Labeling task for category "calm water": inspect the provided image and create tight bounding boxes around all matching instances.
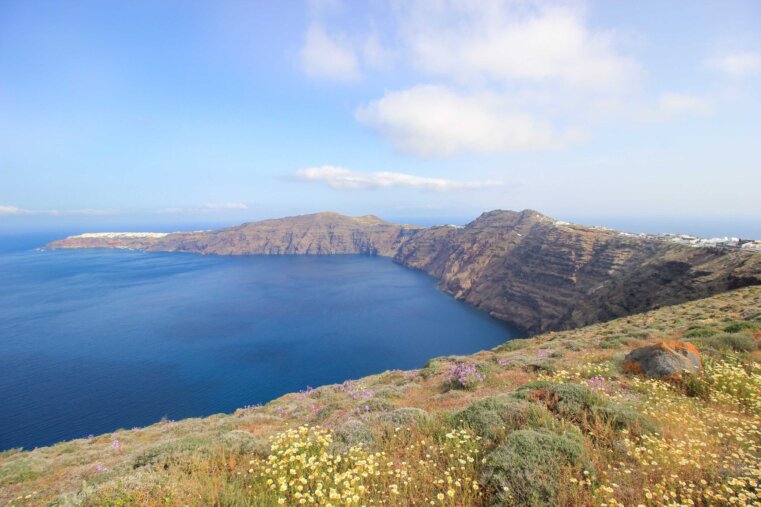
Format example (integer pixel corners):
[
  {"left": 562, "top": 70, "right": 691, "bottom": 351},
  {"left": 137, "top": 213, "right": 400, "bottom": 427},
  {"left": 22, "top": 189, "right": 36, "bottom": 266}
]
[{"left": 0, "top": 235, "right": 521, "bottom": 450}]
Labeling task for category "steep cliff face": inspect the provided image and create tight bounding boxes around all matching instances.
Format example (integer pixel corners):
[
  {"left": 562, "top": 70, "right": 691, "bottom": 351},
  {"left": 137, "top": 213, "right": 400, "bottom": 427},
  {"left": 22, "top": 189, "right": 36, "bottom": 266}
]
[
  {"left": 48, "top": 212, "right": 423, "bottom": 256},
  {"left": 393, "top": 210, "right": 761, "bottom": 334},
  {"left": 48, "top": 209, "right": 761, "bottom": 334}
]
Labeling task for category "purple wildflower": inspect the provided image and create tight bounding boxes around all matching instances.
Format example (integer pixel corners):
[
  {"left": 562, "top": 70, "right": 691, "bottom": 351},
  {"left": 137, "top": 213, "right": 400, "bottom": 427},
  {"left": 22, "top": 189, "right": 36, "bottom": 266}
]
[
  {"left": 497, "top": 357, "right": 511, "bottom": 367},
  {"left": 445, "top": 362, "right": 485, "bottom": 389},
  {"left": 94, "top": 464, "right": 107, "bottom": 473},
  {"left": 298, "top": 386, "right": 315, "bottom": 400},
  {"left": 587, "top": 375, "right": 606, "bottom": 391},
  {"left": 340, "top": 380, "right": 374, "bottom": 400},
  {"left": 111, "top": 439, "right": 120, "bottom": 450}
]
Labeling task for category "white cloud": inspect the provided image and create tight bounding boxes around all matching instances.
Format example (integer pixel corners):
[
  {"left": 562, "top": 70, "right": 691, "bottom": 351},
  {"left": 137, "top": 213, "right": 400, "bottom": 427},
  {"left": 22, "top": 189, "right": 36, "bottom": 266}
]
[
  {"left": 295, "top": 165, "right": 503, "bottom": 191},
  {"left": 300, "top": 23, "right": 360, "bottom": 82},
  {"left": 162, "top": 203, "right": 249, "bottom": 214},
  {"left": 708, "top": 51, "right": 761, "bottom": 78},
  {"left": 67, "top": 208, "right": 117, "bottom": 216},
  {"left": 400, "top": 2, "right": 638, "bottom": 89},
  {"left": 0, "top": 205, "right": 116, "bottom": 216},
  {"left": 0, "top": 205, "right": 22, "bottom": 215},
  {"left": 356, "top": 85, "right": 583, "bottom": 156},
  {"left": 362, "top": 34, "right": 393, "bottom": 70},
  {"left": 202, "top": 202, "right": 248, "bottom": 210},
  {"left": 658, "top": 93, "right": 713, "bottom": 117},
  {"left": 300, "top": 1, "right": 722, "bottom": 157}
]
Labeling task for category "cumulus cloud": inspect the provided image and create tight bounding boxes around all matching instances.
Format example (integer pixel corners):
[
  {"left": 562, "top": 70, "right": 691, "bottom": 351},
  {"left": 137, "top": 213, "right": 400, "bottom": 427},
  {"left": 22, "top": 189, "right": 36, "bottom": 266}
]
[
  {"left": 708, "top": 51, "right": 761, "bottom": 78},
  {"left": 309, "top": 1, "right": 636, "bottom": 156},
  {"left": 300, "top": 1, "right": 722, "bottom": 157},
  {"left": 300, "top": 23, "right": 360, "bottom": 81},
  {"left": 294, "top": 165, "right": 503, "bottom": 191},
  {"left": 356, "top": 85, "right": 583, "bottom": 156},
  {"left": 401, "top": 3, "right": 638, "bottom": 89}
]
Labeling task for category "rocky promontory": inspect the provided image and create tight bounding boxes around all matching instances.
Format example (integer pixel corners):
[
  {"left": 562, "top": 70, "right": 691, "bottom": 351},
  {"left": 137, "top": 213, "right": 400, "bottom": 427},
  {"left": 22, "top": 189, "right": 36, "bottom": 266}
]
[
  {"left": 47, "top": 212, "right": 422, "bottom": 256},
  {"left": 394, "top": 209, "right": 761, "bottom": 333}
]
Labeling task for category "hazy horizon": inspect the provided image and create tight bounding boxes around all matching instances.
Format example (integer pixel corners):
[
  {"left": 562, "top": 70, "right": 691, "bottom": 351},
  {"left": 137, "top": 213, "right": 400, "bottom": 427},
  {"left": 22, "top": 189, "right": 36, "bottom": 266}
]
[{"left": 1, "top": 210, "right": 760, "bottom": 243}]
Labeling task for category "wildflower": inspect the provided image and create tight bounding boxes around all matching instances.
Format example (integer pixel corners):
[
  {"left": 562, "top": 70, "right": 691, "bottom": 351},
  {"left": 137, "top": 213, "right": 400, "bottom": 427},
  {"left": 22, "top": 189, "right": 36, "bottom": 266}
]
[{"left": 445, "top": 362, "right": 485, "bottom": 389}]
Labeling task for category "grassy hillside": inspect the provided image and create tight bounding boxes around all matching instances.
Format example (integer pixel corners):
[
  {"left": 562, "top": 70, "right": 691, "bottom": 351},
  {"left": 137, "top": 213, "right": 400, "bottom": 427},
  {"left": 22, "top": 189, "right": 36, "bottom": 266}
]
[{"left": 2, "top": 287, "right": 760, "bottom": 506}]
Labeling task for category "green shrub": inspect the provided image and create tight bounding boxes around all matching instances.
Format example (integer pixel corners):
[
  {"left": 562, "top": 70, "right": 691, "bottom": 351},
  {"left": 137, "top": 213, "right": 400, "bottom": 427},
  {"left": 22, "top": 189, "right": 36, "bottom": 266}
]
[
  {"left": 590, "top": 405, "right": 660, "bottom": 435},
  {"left": 455, "top": 395, "right": 554, "bottom": 441},
  {"left": 132, "top": 437, "right": 207, "bottom": 469},
  {"left": 688, "top": 332, "right": 756, "bottom": 354},
  {"left": 365, "top": 398, "right": 394, "bottom": 412},
  {"left": 515, "top": 382, "right": 607, "bottom": 421},
  {"left": 378, "top": 407, "right": 431, "bottom": 426},
  {"left": 723, "top": 320, "right": 760, "bottom": 333},
  {"left": 712, "top": 332, "right": 756, "bottom": 352},
  {"left": 0, "top": 459, "right": 41, "bottom": 486},
  {"left": 420, "top": 358, "right": 450, "bottom": 378},
  {"left": 495, "top": 338, "right": 530, "bottom": 352},
  {"left": 332, "top": 420, "right": 374, "bottom": 448},
  {"left": 684, "top": 327, "right": 718, "bottom": 338},
  {"left": 220, "top": 430, "right": 266, "bottom": 455},
  {"left": 313, "top": 402, "right": 344, "bottom": 423},
  {"left": 481, "top": 428, "right": 588, "bottom": 506},
  {"left": 678, "top": 373, "right": 711, "bottom": 399}
]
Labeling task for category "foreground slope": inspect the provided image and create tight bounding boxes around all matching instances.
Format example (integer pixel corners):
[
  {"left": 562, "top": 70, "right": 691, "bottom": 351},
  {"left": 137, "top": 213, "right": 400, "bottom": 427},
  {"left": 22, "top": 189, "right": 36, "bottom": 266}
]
[
  {"left": 48, "top": 210, "right": 761, "bottom": 334},
  {"left": 2, "top": 287, "right": 759, "bottom": 506}
]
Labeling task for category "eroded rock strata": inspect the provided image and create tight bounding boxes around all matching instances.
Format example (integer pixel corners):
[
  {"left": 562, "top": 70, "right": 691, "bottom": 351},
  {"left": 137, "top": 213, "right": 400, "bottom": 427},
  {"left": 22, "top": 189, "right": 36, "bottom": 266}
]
[
  {"left": 48, "top": 209, "right": 761, "bottom": 334},
  {"left": 394, "top": 210, "right": 761, "bottom": 333}
]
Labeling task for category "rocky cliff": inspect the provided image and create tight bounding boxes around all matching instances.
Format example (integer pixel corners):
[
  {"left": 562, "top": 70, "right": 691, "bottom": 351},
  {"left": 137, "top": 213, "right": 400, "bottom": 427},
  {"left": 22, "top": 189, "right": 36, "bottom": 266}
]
[
  {"left": 393, "top": 209, "right": 761, "bottom": 333},
  {"left": 48, "top": 209, "right": 761, "bottom": 334}
]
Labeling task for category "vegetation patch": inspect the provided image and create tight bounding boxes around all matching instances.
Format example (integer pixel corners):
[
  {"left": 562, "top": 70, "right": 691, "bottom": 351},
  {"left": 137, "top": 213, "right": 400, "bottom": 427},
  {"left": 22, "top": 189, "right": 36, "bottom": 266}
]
[
  {"left": 454, "top": 395, "right": 555, "bottom": 442},
  {"left": 515, "top": 381, "right": 607, "bottom": 421},
  {"left": 481, "top": 428, "right": 587, "bottom": 506}
]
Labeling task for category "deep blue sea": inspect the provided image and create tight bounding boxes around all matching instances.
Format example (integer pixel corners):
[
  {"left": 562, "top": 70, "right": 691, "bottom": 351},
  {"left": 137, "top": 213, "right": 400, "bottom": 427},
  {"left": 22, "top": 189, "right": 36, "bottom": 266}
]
[{"left": 0, "top": 233, "right": 521, "bottom": 451}]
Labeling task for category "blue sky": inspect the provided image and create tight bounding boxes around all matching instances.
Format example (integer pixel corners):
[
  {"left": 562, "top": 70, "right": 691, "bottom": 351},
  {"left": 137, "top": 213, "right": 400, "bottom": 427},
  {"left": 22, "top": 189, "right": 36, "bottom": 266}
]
[{"left": 1, "top": 0, "right": 760, "bottom": 235}]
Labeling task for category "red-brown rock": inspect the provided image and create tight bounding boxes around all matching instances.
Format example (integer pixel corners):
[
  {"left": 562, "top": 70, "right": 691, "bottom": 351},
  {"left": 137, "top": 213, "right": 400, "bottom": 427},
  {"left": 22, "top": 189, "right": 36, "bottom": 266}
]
[{"left": 623, "top": 341, "right": 702, "bottom": 378}]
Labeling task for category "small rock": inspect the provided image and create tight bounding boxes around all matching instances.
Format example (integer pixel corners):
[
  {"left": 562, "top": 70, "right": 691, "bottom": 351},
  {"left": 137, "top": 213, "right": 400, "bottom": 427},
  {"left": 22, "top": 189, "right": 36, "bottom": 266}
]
[{"left": 623, "top": 341, "right": 702, "bottom": 378}]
